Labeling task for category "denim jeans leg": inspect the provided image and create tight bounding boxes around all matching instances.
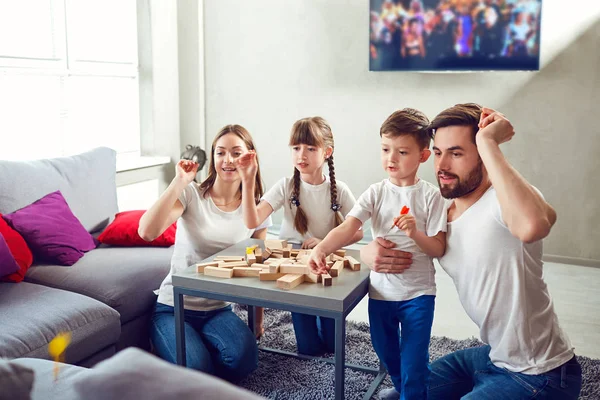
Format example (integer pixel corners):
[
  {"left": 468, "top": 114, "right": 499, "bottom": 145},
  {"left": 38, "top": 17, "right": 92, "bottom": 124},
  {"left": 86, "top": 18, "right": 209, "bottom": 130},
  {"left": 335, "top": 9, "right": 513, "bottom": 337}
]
[
  {"left": 317, "top": 316, "right": 336, "bottom": 354},
  {"left": 369, "top": 298, "right": 402, "bottom": 391},
  {"left": 291, "top": 312, "right": 325, "bottom": 355},
  {"left": 150, "top": 303, "right": 215, "bottom": 374}
]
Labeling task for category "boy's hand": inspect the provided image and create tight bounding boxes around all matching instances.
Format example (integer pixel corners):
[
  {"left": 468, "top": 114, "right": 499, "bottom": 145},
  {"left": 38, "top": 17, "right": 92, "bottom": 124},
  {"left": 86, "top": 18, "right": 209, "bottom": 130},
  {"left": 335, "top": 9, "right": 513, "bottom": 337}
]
[
  {"left": 301, "top": 237, "right": 322, "bottom": 249},
  {"left": 394, "top": 214, "right": 417, "bottom": 238},
  {"left": 175, "top": 160, "right": 199, "bottom": 185},
  {"left": 477, "top": 107, "right": 515, "bottom": 145},
  {"left": 307, "top": 247, "right": 328, "bottom": 274},
  {"left": 235, "top": 151, "right": 257, "bottom": 183}
]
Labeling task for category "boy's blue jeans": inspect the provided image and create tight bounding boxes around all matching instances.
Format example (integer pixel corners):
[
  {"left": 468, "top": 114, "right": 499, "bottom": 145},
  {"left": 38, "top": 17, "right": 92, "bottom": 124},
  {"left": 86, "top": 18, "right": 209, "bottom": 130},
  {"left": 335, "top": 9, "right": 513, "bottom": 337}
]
[
  {"left": 369, "top": 295, "right": 436, "bottom": 400},
  {"left": 291, "top": 312, "right": 336, "bottom": 355},
  {"left": 428, "top": 345, "right": 582, "bottom": 399},
  {"left": 150, "top": 302, "right": 258, "bottom": 381}
]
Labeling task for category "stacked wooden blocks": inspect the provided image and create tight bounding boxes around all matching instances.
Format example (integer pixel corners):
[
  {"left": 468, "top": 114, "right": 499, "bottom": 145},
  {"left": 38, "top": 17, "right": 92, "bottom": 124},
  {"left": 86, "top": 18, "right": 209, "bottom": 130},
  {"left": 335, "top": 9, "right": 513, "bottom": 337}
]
[{"left": 193, "top": 240, "right": 361, "bottom": 290}]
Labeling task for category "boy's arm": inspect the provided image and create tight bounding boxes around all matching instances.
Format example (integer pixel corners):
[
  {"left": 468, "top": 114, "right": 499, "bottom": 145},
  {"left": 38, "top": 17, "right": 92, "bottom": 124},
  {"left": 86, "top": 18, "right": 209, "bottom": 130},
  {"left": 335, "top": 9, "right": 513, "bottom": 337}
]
[
  {"left": 477, "top": 108, "right": 556, "bottom": 243},
  {"left": 409, "top": 231, "right": 446, "bottom": 258},
  {"left": 308, "top": 217, "right": 363, "bottom": 274}
]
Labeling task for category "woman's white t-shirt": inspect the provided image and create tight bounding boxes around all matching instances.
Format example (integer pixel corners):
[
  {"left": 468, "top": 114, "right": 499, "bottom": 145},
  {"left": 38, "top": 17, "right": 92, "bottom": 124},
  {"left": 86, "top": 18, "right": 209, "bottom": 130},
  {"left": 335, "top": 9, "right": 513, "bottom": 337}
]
[
  {"left": 156, "top": 183, "right": 271, "bottom": 311},
  {"left": 261, "top": 176, "right": 356, "bottom": 244}
]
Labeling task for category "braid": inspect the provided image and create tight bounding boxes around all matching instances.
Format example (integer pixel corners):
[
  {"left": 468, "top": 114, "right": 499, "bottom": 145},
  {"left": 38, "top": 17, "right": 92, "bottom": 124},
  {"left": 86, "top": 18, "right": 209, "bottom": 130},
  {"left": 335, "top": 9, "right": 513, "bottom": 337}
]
[
  {"left": 291, "top": 168, "right": 309, "bottom": 235},
  {"left": 327, "top": 156, "right": 344, "bottom": 226}
]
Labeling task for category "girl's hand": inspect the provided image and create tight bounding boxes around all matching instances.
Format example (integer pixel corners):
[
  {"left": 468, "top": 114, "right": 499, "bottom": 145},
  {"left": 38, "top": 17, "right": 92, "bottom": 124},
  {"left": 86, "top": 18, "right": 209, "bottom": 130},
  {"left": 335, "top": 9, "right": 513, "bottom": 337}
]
[
  {"left": 301, "top": 237, "right": 322, "bottom": 249},
  {"left": 394, "top": 214, "right": 417, "bottom": 238},
  {"left": 236, "top": 151, "right": 257, "bottom": 183},
  {"left": 175, "top": 160, "right": 199, "bottom": 185},
  {"left": 307, "top": 247, "right": 328, "bottom": 274}
]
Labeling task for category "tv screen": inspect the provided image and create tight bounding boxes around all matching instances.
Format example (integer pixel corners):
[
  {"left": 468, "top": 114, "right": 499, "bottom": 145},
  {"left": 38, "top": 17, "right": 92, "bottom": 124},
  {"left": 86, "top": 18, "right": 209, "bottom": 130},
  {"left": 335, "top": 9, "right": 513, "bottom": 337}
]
[{"left": 369, "top": 0, "right": 542, "bottom": 71}]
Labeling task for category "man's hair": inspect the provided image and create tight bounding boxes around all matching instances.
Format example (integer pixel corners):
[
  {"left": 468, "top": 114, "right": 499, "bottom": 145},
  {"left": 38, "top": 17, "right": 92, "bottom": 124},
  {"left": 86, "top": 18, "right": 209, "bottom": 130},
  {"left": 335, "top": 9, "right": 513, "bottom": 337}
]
[
  {"left": 380, "top": 108, "right": 431, "bottom": 150},
  {"left": 429, "top": 103, "right": 482, "bottom": 143}
]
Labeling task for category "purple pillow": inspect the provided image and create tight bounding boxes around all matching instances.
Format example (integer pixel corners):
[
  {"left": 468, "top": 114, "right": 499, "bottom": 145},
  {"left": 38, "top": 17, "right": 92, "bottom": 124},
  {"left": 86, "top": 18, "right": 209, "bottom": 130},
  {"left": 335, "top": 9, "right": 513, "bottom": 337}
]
[
  {"left": 0, "top": 234, "right": 20, "bottom": 278},
  {"left": 2, "top": 191, "right": 97, "bottom": 266}
]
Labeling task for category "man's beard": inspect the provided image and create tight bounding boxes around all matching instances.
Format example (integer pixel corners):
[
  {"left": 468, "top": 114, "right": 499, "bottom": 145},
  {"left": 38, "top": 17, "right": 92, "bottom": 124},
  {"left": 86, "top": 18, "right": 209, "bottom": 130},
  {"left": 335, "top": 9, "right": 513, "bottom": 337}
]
[{"left": 437, "top": 161, "right": 483, "bottom": 199}]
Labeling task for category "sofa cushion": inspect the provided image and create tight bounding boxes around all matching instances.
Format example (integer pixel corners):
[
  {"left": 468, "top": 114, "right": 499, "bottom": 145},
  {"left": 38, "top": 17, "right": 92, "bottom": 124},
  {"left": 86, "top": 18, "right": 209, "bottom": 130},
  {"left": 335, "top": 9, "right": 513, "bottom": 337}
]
[
  {"left": 3, "top": 191, "right": 97, "bottom": 266},
  {"left": 0, "top": 282, "right": 120, "bottom": 364},
  {"left": 0, "top": 147, "right": 118, "bottom": 233},
  {"left": 0, "top": 234, "right": 20, "bottom": 279},
  {"left": 11, "top": 358, "right": 86, "bottom": 400},
  {"left": 25, "top": 247, "right": 172, "bottom": 323},
  {"left": 0, "top": 358, "right": 34, "bottom": 400},
  {"left": 0, "top": 215, "right": 33, "bottom": 283},
  {"left": 71, "top": 348, "right": 264, "bottom": 400},
  {"left": 98, "top": 210, "right": 176, "bottom": 247}
]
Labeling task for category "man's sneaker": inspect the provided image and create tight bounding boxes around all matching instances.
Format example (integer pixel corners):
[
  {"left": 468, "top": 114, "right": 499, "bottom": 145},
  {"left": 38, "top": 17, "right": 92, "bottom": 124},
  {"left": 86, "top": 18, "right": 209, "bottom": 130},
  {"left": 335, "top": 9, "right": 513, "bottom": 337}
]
[{"left": 378, "top": 386, "right": 400, "bottom": 400}]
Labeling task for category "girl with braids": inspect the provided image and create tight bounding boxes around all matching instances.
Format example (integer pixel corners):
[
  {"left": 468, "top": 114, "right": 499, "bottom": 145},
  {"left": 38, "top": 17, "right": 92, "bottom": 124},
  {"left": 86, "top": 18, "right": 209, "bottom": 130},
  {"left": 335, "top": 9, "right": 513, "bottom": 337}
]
[
  {"left": 139, "top": 125, "right": 271, "bottom": 379},
  {"left": 237, "top": 116, "right": 362, "bottom": 355}
]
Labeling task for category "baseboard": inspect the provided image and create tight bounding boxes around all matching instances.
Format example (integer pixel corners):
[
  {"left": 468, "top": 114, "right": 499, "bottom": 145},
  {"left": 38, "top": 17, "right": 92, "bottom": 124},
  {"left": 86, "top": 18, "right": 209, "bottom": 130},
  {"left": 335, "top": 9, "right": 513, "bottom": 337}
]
[{"left": 543, "top": 254, "right": 600, "bottom": 268}]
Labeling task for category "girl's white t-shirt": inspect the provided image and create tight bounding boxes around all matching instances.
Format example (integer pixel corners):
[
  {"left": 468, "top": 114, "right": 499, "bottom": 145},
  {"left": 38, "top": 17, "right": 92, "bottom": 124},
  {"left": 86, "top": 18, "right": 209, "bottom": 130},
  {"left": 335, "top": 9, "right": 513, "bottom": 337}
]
[
  {"left": 261, "top": 176, "right": 356, "bottom": 244},
  {"left": 348, "top": 179, "right": 448, "bottom": 301},
  {"left": 156, "top": 183, "right": 272, "bottom": 311}
]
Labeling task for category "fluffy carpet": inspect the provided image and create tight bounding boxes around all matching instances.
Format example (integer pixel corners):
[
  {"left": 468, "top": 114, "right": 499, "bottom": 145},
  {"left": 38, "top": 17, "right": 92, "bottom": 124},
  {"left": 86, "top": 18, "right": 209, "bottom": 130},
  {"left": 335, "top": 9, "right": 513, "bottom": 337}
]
[{"left": 233, "top": 305, "right": 600, "bottom": 399}]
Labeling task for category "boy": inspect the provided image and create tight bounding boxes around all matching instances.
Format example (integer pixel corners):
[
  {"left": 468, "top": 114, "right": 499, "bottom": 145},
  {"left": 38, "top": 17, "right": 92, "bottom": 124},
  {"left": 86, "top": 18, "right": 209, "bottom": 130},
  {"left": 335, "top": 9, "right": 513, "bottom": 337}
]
[{"left": 308, "top": 108, "right": 447, "bottom": 400}]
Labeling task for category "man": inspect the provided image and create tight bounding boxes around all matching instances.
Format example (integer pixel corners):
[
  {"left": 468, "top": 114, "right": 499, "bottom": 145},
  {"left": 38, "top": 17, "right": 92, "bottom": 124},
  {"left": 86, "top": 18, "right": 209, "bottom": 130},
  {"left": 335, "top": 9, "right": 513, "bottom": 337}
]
[{"left": 361, "top": 104, "right": 582, "bottom": 399}]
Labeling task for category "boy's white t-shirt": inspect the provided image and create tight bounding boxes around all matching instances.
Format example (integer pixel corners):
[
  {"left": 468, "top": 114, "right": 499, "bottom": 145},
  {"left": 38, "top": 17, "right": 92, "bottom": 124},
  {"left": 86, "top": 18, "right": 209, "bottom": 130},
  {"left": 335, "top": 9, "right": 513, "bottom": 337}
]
[
  {"left": 262, "top": 176, "right": 356, "bottom": 244},
  {"left": 438, "top": 187, "right": 574, "bottom": 374},
  {"left": 347, "top": 179, "right": 447, "bottom": 301},
  {"left": 156, "top": 183, "right": 272, "bottom": 311}
]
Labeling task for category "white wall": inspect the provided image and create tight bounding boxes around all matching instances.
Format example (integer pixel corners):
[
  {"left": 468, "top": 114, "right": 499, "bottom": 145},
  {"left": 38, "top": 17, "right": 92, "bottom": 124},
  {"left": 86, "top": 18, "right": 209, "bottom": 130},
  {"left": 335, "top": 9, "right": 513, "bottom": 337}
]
[{"left": 203, "top": 0, "right": 600, "bottom": 261}]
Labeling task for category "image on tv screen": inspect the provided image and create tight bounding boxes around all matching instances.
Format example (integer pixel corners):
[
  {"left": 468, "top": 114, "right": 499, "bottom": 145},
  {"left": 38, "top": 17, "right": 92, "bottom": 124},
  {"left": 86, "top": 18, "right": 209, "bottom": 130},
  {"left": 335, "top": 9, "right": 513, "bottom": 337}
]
[{"left": 369, "top": 0, "right": 542, "bottom": 71}]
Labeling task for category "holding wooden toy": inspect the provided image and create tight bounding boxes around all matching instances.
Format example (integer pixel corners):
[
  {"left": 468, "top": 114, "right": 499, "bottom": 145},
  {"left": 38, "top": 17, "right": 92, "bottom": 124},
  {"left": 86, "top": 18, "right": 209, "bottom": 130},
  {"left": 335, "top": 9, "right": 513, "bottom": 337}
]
[{"left": 237, "top": 116, "right": 362, "bottom": 356}]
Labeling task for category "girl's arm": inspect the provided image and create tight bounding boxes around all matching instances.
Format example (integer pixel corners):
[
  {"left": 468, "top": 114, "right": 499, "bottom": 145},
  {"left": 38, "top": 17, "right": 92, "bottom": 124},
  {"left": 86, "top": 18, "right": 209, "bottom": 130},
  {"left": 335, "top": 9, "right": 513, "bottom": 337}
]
[
  {"left": 237, "top": 152, "right": 274, "bottom": 229},
  {"left": 138, "top": 160, "right": 197, "bottom": 241}
]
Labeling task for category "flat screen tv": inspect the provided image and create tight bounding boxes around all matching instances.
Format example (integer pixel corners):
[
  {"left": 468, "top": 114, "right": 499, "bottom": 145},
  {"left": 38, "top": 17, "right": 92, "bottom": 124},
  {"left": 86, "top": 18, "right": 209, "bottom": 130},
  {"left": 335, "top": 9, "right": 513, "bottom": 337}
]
[{"left": 369, "top": 0, "right": 542, "bottom": 71}]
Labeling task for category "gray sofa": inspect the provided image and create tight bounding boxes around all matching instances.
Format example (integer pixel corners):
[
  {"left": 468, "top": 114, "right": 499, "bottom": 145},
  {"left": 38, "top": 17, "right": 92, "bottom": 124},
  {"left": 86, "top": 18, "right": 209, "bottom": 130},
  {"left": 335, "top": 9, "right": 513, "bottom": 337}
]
[{"left": 0, "top": 147, "right": 172, "bottom": 366}]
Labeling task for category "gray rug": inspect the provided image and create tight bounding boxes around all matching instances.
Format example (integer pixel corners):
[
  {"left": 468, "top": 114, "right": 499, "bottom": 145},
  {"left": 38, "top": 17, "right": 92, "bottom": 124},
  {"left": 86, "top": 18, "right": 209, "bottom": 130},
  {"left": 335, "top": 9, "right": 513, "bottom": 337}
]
[{"left": 233, "top": 305, "right": 600, "bottom": 400}]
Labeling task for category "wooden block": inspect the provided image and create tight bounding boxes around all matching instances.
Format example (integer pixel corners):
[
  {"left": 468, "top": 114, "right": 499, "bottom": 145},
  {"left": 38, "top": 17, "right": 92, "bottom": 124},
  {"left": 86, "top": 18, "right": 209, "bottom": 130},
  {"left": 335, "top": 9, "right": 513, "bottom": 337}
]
[
  {"left": 331, "top": 254, "right": 345, "bottom": 262},
  {"left": 329, "top": 260, "right": 344, "bottom": 277},
  {"left": 214, "top": 256, "right": 244, "bottom": 262},
  {"left": 218, "top": 261, "right": 249, "bottom": 268},
  {"left": 204, "top": 266, "right": 234, "bottom": 278},
  {"left": 251, "top": 263, "right": 269, "bottom": 269},
  {"left": 282, "top": 248, "right": 291, "bottom": 258},
  {"left": 334, "top": 249, "right": 346, "bottom": 257},
  {"left": 259, "top": 271, "right": 287, "bottom": 281},
  {"left": 290, "top": 249, "right": 300, "bottom": 256},
  {"left": 246, "top": 253, "right": 257, "bottom": 265},
  {"left": 321, "top": 273, "right": 332, "bottom": 287},
  {"left": 232, "top": 267, "right": 263, "bottom": 277},
  {"left": 345, "top": 256, "right": 361, "bottom": 271},
  {"left": 298, "top": 254, "right": 311, "bottom": 265},
  {"left": 263, "top": 247, "right": 272, "bottom": 260},
  {"left": 270, "top": 252, "right": 283, "bottom": 259},
  {"left": 326, "top": 260, "right": 334, "bottom": 267},
  {"left": 194, "top": 261, "right": 220, "bottom": 273},
  {"left": 304, "top": 271, "right": 321, "bottom": 284},
  {"left": 254, "top": 247, "right": 263, "bottom": 263},
  {"left": 279, "top": 264, "right": 309, "bottom": 274},
  {"left": 276, "top": 274, "right": 304, "bottom": 290},
  {"left": 268, "top": 264, "right": 280, "bottom": 273},
  {"left": 265, "top": 239, "right": 288, "bottom": 249}
]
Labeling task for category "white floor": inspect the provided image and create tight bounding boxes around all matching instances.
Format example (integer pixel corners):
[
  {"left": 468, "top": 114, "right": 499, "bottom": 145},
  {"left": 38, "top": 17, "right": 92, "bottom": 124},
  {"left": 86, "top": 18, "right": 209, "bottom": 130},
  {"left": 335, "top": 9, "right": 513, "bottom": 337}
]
[{"left": 346, "top": 260, "right": 600, "bottom": 359}]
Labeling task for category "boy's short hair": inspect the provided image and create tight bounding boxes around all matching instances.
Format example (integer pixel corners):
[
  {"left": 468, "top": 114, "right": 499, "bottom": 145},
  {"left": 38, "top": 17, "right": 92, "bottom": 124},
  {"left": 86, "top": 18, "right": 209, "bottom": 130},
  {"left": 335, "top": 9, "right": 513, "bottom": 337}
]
[
  {"left": 429, "top": 103, "right": 482, "bottom": 143},
  {"left": 380, "top": 108, "right": 431, "bottom": 149}
]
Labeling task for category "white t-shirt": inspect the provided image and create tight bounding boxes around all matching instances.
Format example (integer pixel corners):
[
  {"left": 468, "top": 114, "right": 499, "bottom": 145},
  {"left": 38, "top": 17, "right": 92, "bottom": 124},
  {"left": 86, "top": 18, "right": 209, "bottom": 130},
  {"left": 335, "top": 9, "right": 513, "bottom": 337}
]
[
  {"left": 438, "top": 187, "right": 574, "bottom": 374},
  {"left": 348, "top": 179, "right": 447, "bottom": 301},
  {"left": 262, "top": 176, "right": 356, "bottom": 244},
  {"left": 156, "top": 183, "right": 272, "bottom": 311}
]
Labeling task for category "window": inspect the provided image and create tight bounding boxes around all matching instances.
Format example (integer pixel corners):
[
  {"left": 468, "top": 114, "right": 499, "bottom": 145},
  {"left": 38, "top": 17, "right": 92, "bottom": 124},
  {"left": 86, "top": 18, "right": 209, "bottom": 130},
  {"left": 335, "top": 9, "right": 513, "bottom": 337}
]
[{"left": 0, "top": 0, "right": 140, "bottom": 161}]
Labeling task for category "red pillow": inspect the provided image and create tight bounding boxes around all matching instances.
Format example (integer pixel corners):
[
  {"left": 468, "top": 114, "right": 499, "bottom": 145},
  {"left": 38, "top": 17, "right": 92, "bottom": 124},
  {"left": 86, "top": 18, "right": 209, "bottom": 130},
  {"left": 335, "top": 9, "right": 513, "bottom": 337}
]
[
  {"left": 0, "top": 213, "right": 34, "bottom": 283},
  {"left": 98, "top": 210, "right": 176, "bottom": 247}
]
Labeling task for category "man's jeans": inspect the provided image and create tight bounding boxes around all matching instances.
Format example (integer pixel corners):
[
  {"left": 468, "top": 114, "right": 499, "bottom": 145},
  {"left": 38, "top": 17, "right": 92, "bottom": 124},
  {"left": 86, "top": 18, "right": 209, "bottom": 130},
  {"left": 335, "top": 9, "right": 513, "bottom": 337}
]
[
  {"left": 150, "top": 302, "right": 258, "bottom": 381},
  {"left": 428, "top": 345, "right": 582, "bottom": 399}
]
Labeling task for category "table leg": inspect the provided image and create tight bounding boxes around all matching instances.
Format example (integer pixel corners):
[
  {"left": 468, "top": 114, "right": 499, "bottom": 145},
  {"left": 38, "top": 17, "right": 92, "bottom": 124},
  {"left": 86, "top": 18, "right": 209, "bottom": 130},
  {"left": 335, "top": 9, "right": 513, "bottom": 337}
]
[
  {"left": 334, "top": 316, "right": 346, "bottom": 400},
  {"left": 174, "top": 288, "right": 186, "bottom": 366}
]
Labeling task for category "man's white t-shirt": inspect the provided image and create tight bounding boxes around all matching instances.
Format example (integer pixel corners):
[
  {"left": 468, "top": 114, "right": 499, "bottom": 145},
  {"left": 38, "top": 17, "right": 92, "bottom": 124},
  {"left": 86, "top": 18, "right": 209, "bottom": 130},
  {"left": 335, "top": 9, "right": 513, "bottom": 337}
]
[
  {"left": 262, "top": 176, "right": 356, "bottom": 244},
  {"left": 156, "top": 183, "right": 272, "bottom": 311},
  {"left": 438, "top": 187, "right": 574, "bottom": 374},
  {"left": 348, "top": 179, "right": 447, "bottom": 301}
]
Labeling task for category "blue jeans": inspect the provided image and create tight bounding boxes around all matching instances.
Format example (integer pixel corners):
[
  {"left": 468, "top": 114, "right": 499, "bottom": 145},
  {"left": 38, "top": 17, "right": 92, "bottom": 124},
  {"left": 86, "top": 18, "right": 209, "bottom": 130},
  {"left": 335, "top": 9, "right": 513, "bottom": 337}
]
[
  {"left": 428, "top": 345, "right": 582, "bottom": 399},
  {"left": 291, "top": 312, "right": 335, "bottom": 356},
  {"left": 369, "top": 295, "right": 436, "bottom": 400},
  {"left": 150, "top": 302, "right": 258, "bottom": 381}
]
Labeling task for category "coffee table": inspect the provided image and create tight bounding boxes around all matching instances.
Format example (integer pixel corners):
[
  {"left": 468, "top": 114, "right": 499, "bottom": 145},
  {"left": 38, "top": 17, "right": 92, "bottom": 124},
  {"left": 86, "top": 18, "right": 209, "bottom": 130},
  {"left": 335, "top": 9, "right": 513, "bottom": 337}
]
[{"left": 171, "top": 238, "right": 386, "bottom": 400}]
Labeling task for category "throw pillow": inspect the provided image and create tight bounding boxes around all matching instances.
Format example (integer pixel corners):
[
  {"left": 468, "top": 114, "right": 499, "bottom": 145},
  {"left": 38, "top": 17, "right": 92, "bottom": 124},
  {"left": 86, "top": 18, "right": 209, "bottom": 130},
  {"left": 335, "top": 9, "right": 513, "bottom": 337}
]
[
  {"left": 0, "top": 358, "right": 34, "bottom": 400},
  {"left": 0, "top": 234, "right": 20, "bottom": 279},
  {"left": 98, "top": 210, "right": 176, "bottom": 247},
  {"left": 72, "top": 348, "right": 263, "bottom": 400},
  {"left": 2, "top": 191, "right": 97, "bottom": 266},
  {"left": 0, "top": 215, "right": 33, "bottom": 282}
]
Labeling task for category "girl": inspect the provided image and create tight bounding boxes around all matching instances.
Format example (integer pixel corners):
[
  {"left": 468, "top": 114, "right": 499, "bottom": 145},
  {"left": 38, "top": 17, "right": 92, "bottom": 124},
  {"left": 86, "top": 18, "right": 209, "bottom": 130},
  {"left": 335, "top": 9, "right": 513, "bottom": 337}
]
[
  {"left": 237, "top": 116, "right": 362, "bottom": 356},
  {"left": 139, "top": 125, "right": 271, "bottom": 380}
]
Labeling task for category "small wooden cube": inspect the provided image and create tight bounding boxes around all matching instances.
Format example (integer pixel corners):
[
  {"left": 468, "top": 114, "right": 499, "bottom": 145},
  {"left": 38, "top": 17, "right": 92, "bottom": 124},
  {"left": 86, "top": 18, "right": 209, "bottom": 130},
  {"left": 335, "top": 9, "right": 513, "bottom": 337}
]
[
  {"left": 246, "top": 253, "right": 257, "bottom": 265},
  {"left": 321, "top": 273, "right": 332, "bottom": 287},
  {"left": 276, "top": 274, "right": 304, "bottom": 290},
  {"left": 204, "top": 266, "right": 234, "bottom": 278},
  {"left": 304, "top": 271, "right": 321, "bottom": 284}
]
